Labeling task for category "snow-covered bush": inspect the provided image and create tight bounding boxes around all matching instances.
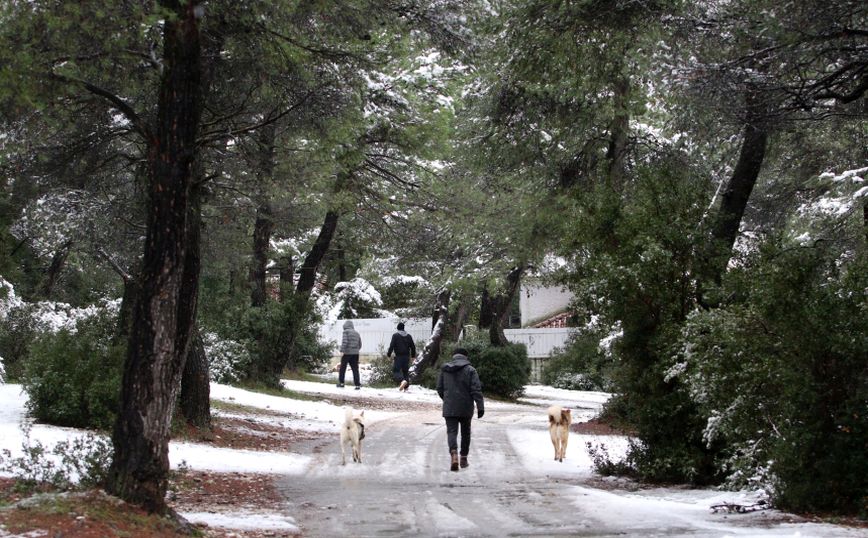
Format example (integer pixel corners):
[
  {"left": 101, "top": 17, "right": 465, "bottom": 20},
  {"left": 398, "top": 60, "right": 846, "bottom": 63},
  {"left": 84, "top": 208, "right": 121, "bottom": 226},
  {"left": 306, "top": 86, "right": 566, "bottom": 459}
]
[
  {"left": 332, "top": 278, "right": 385, "bottom": 319},
  {"left": 0, "top": 422, "right": 112, "bottom": 491},
  {"left": 0, "top": 276, "right": 120, "bottom": 382},
  {"left": 203, "top": 332, "right": 251, "bottom": 384},
  {"left": 670, "top": 244, "right": 868, "bottom": 514},
  {"left": 378, "top": 274, "right": 432, "bottom": 315},
  {"left": 0, "top": 355, "right": 5, "bottom": 384},
  {"left": 22, "top": 311, "right": 124, "bottom": 430}
]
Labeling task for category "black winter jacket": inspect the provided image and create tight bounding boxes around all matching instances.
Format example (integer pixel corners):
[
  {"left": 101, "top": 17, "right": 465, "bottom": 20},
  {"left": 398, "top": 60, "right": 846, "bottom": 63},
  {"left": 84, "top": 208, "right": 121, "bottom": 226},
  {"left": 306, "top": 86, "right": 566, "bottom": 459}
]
[
  {"left": 436, "top": 354, "right": 484, "bottom": 418},
  {"left": 387, "top": 330, "right": 416, "bottom": 358}
]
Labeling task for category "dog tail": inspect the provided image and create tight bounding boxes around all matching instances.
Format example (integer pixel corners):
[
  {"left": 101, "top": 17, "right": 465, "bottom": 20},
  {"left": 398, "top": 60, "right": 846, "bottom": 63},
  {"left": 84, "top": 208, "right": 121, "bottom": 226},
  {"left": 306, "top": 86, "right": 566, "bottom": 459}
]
[
  {"left": 344, "top": 407, "right": 354, "bottom": 424},
  {"left": 547, "top": 405, "right": 561, "bottom": 425}
]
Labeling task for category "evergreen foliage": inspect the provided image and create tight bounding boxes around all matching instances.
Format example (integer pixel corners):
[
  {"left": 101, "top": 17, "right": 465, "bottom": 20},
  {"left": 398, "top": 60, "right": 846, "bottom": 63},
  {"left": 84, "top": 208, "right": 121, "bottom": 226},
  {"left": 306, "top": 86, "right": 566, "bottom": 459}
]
[
  {"left": 671, "top": 245, "right": 868, "bottom": 513},
  {"left": 541, "top": 330, "right": 615, "bottom": 392},
  {"left": 21, "top": 313, "right": 124, "bottom": 431}
]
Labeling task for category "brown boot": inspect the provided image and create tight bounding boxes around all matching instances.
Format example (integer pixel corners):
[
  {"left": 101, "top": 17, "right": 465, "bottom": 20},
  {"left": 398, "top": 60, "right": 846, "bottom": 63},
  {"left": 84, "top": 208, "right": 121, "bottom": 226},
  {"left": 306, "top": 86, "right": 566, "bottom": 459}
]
[
  {"left": 460, "top": 456, "right": 468, "bottom": 468},
  {"left": 398, "top": 380, "right": 408, "bottom": 392},
  {"left": 450, "top": 450, "right": 459, "bottom": 472}
]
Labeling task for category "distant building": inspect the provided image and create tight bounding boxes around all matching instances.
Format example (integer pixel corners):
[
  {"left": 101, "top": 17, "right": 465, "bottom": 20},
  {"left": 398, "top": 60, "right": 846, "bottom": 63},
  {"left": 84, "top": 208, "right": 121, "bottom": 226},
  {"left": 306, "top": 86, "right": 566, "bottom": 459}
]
[{"left": 518, "top": 280, "right": 575, "bottom": 328}]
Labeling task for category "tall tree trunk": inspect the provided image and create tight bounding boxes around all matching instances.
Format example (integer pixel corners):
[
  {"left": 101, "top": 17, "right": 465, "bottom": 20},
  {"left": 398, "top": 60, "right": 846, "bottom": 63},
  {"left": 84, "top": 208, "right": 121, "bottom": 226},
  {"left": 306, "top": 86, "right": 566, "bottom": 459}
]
[
  {"left": 606, "top": 75, "right": 630, "bottom": 191},
  {"left": 249, "top": 124, "right": 276, "bottom": 307},
  {"left": 107, "top": 1, "right": 203, "bottom": 515},
  {"left": 409, "top": 288, "right": 450, "bottom": 382},
  {"left": 488, "top": 265, "right": 524, "bottom": 347},
  {"left": 180, "top": 182, "right": 209, "bottom": 429},
  {"left": 180, "top": 325, "right": 210, "bottom": 429},
  {"left": 699, "top": 101, "right": 768, "bottom": 305},
  {"left": 279, "top": 255, "right": 294, "bottom": 302},
  {"left": 296, "top": 210, "right": 339, "bottom": 295},
  {"left": 250, "top": 202, "right": 273, "bottom": 307},
  {"left": 478, "top": 286, "right": 492, "bottom": 329},
  {"left": 38, "top": 239, "right": 73, "bottom": 299},
  {"left": 449, "top": 301, "right": 469, "bottom": 343}
]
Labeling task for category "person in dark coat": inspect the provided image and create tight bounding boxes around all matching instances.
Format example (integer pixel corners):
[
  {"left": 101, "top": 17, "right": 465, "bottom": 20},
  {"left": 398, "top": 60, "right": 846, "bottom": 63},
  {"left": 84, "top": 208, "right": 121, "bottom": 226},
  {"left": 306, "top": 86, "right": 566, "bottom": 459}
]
[
  {"left": 338, "top": 320, "right": 362, "bottom": 389},
  {"left": 386, "top": 322, "right": 417, "bottom": 391},
  {"left": 436, "top": 348, "right": 485, "bottom": 471}
]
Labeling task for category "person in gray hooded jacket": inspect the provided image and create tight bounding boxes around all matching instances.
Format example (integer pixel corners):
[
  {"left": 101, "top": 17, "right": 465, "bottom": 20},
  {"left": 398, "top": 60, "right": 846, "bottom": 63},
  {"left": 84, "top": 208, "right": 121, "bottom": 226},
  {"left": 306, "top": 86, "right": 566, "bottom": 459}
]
[
  {"left": 338, "top": 320, "right": 362, "bottom": 389},
  {"left": 436, "top": 348, "right": 485, "bottom": 471}
]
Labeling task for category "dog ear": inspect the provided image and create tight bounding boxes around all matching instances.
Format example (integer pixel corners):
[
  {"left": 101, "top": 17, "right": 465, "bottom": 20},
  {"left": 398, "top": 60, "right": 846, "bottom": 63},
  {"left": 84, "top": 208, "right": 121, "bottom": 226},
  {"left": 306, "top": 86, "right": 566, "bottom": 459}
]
[{"left": 359, "top": 410, "right": 365, "bottom": 417}]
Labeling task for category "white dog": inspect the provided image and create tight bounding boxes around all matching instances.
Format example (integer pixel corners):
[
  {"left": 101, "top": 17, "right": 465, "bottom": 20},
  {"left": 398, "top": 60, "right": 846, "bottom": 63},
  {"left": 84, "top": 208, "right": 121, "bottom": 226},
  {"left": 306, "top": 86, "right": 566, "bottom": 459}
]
[
  {"left": 340, "top": 407, "right": 365, "bottom": 465},
  {"left": 547, "top": 405, "right": 572, "bottom": 462}
]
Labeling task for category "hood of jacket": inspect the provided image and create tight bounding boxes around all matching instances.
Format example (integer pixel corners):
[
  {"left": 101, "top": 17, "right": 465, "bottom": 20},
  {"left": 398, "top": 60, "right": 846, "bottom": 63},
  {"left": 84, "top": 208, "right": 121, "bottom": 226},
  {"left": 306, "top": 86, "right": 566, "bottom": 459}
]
[
  {"left": 343, "top": 320, "right": 355, "bottom": 329},
  {"left": 395, "top": 330, "right": 409, "bottom": 337},
  {"left": 442, "top": 354, "right": 470, "bottom": 372}
]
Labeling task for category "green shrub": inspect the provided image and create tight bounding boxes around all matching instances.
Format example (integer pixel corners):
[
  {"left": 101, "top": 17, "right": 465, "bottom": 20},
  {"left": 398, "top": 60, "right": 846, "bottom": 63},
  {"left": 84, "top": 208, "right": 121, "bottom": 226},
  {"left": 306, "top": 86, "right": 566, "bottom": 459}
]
[
  {"left": 21, "top": 313, "right": 124, "bottom": 430},
  {"left": 417, "top": 336, "right": 530, "bottom": 399},
  {"left": 231, "top": 296, "right": 330, "bottom": 386},
  {"left": 440, "top": 335, "right": 531, "bottom": 399},
  {"left": 0, "top": 304, "right": 40, "bottom": 382},
  {"left": 541, "top": 329, "right": 615, "bottom": 391},
  {"left": 366, "top": 353, "right": 395, "bottom": 387},
  {"left": 670, "top": 245, "right": 868, "bottom": 514}
]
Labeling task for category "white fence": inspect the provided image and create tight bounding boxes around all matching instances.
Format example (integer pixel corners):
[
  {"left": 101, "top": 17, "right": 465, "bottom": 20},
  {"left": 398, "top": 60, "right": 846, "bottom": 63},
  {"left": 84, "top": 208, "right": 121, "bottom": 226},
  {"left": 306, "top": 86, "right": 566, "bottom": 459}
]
[
  {"left": 319, "top": 318, "right": 432, "bottom": 357},
  {"left": 503, "top": 328, "right": 575, "bottom": 358},
  {"left": 504, "top": 327, "right": 576, "bottom": 382},
  {"left": 321, "top": 319, "right": 575, "bottom": 361}
]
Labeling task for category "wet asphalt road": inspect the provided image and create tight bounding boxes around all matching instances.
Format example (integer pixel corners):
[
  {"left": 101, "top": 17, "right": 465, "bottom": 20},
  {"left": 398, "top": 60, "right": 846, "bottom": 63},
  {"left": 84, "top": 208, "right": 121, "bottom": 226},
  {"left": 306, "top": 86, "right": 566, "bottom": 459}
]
[{"left": 276, "top": 405, "right": 868, "bottom": 538}]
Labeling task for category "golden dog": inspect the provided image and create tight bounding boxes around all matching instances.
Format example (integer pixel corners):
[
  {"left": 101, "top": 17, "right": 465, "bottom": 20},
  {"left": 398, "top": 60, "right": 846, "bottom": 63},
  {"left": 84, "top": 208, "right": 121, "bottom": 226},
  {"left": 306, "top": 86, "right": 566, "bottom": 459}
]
[{"left": 547, "top": 406, "right": 572, "bottom": 462}]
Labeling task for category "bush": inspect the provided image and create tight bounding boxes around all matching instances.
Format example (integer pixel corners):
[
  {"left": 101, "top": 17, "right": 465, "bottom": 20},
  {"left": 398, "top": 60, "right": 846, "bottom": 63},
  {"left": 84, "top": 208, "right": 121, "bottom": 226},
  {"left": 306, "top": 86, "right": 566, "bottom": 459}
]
[
  {"left": 203, "top": 332, "right": 251, "bottom": 384},
  {"left": 670, "top": 245, "right": 868, "bottom": 514},
  {"left": 232, "top": 296, "right": 330, "bottom": 386},
  {"left": 0, "top": 304, "right": 40, "bottom": 382},
  {"left": 0, "top": 422, "right": 112, "bottom": 491},
  {"left": 443, "top": 335, "right": 530, "bottom": 399},
  {"left": 366, "top": 353, "right": 395, "bottom": 387},
  {"left": 542, "top": 329, "right": 615, "bottom": 391},
  {"left": 21, "top": 313, "right": 124, "bottom": 430},
  {"left": 474, "top": 343, "right": 530, "bottom": 399}
]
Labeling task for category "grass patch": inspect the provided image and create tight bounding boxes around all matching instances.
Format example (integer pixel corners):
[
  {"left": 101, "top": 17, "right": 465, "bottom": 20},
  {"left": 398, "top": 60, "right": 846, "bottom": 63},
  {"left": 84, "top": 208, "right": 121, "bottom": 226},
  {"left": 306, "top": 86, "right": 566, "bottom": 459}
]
[
  {"left": 0, "top": 489, "right": 200, "bottom": 537},
  {"left": 233, "top": 380, "right": 320, "bottom": 402}
]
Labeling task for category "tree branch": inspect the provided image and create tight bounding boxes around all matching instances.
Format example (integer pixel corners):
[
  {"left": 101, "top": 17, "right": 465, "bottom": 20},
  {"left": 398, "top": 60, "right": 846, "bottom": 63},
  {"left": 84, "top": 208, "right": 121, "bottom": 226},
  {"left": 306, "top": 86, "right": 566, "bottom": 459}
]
[{"left": 50, "top": 72, "right": 152, "bottom": 140}]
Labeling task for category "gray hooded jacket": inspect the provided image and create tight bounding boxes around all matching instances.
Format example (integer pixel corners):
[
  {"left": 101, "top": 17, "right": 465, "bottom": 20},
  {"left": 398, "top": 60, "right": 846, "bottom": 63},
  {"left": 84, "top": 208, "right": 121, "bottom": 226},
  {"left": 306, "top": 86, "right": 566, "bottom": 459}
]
[
  {"left": 340, "top": 320, "right": 362, "bottom": 355},
  {"left": 436, "top": 354, "right": 484, "bottom": 418}
]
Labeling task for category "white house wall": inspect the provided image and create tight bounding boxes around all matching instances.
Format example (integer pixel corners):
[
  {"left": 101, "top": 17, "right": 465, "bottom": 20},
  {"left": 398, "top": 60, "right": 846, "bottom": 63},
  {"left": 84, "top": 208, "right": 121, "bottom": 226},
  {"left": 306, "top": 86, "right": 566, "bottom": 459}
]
[{"left": 519, "top": 282, "right": 575, "bottom": 327}]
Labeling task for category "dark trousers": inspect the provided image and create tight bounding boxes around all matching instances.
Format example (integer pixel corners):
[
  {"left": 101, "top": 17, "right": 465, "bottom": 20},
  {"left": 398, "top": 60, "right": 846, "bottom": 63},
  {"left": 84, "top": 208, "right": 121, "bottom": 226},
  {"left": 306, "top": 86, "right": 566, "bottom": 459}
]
[
  {"left": 392, "top": 355, "right": 410, "bottom": 383},
  {"left": 339, "top": 354, "right": 360, "bottom": 387},
  {"left": 445, "top": 416, "right": 472, "bottom": 456}
]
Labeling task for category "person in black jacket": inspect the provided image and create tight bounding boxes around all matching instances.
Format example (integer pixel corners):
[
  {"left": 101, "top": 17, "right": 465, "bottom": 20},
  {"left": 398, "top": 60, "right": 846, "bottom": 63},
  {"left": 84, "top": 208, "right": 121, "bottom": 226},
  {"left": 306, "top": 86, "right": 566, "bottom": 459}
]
[
  {"left": 436, "top": 348, "right": 485, "bottom": 471},
  {"left": 386, "top": 322, "right": 416, "bottom": 391}
]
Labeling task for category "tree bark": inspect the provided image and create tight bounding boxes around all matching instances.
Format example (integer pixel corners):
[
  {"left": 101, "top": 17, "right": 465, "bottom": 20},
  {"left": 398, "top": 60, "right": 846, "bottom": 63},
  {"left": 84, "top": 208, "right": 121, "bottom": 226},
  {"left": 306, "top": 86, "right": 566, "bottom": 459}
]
[
  {"left": 38, "top": 239, "right": 73, "bottom": 299},
  {"left": 488, "top": 265, "right": 524, "bottom": 347},
  {"left": 409, "top": 288, "right": 450, "bottom": 382},
  {"left": 700, "top": 105, "right": 768, "bottom": 302},
  {"left": 179, "top": 181, "right": 209, "bottom": 429},
  {"left": 250, "top": 202, "right": 273, "bottom": 307},
  {"left": 449, "top": 301, "right": 469, "bottom": 342},
  {"left": 249, "top": 124, "right": 276, "bottom": 307},
  {"left": 107, "top": 0, "right": 203, "bottom": 515},
  {"left": 180, "top": 325, "right": 210, "bottom": 429},
  {"left": 279, "top": 255, "right": 294, "bottom": 302},
  {"left": 296, "top": 210, "right": 339, "bottom": 295},
  {"left": 478, "top": 286, "right": 492, "bottom": 329},
  {"left": 606, "top": 75, "right": 630, "bottom": 190}
]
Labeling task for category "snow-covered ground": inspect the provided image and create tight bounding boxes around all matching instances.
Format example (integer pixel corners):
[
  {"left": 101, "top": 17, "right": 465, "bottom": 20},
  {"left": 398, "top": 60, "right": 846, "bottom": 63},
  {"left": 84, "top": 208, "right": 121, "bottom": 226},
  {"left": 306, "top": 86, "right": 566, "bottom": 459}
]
[{"left": 1, "top": 382, "right": 866, "bottom": 537}]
